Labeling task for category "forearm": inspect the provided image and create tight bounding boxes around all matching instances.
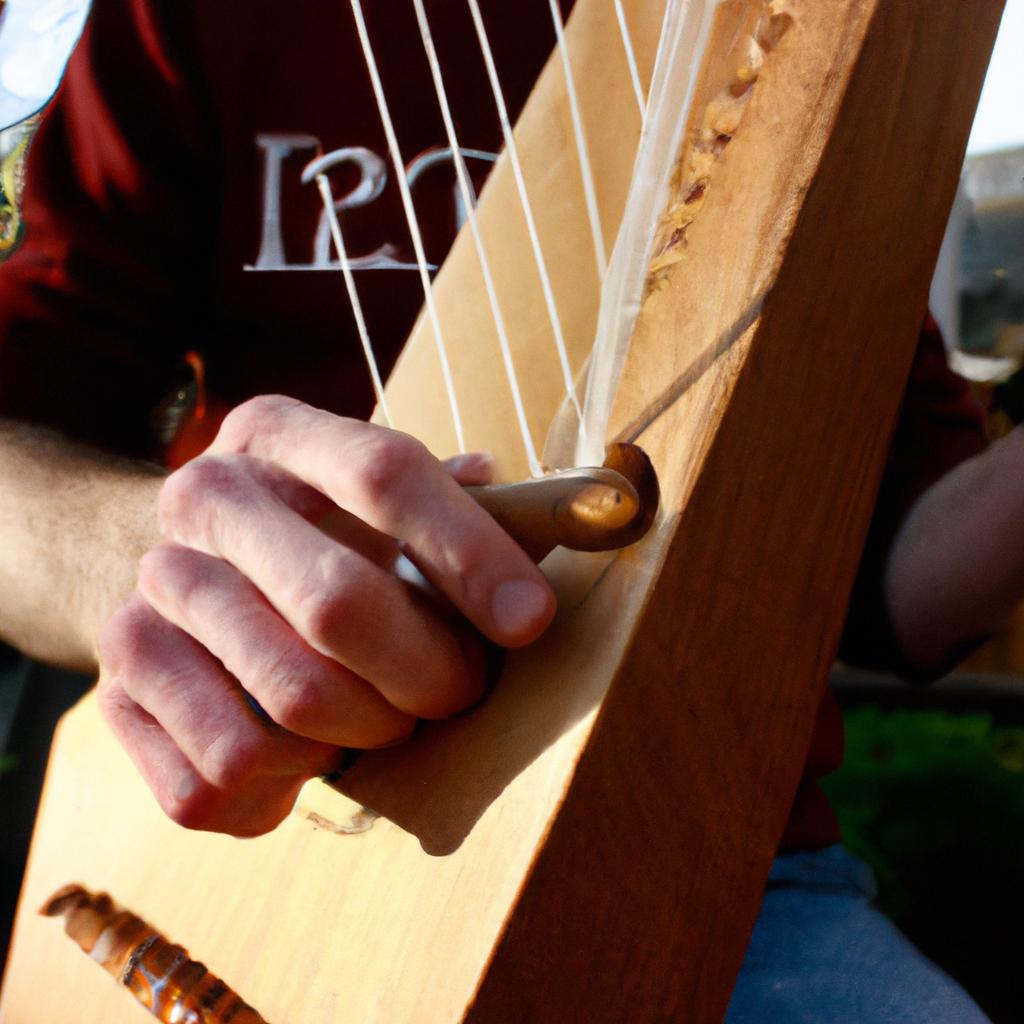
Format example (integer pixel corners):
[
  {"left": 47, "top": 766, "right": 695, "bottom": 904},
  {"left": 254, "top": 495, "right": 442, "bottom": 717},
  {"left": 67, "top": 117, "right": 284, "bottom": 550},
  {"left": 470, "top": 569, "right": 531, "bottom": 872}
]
[
  {"left": 0, "top": 418, "right": 164, "bottom": 672},
  {"left": 884, "top": 423, "right": 1024, "bottom": 675}
]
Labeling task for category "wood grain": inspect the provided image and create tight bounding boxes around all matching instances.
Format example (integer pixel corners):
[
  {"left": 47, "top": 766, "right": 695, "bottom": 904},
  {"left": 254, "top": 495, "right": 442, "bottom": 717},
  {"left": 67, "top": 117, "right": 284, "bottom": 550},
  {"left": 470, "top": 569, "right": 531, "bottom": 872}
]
[{"left": 471, "top": 5, "right": 1006, "bottom": 1016}]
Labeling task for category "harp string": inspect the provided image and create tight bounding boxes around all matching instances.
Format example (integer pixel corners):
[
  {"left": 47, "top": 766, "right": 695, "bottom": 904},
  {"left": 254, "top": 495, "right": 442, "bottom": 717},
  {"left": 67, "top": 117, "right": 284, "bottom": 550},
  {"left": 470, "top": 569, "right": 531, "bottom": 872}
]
[
  {"left": 328, "top": 1, "right": 716, "bottom": 477},
  {"left": 546, "top": 0, "right": 607, "bottom": 279},
  {"left": 613, "top": 0, "right": 648, "bottom": 119},
  {"left": 348, "top": 0, "right": 467, "bottom": 453},
  {"left": 464, "top": 0, "right": 581, "bottom": 464},
  {"left": 309, "top": 169, "right": 393, "bottom": 428},
  {"left": 411, "top": 0, "right": 544, "bottom": 477}
]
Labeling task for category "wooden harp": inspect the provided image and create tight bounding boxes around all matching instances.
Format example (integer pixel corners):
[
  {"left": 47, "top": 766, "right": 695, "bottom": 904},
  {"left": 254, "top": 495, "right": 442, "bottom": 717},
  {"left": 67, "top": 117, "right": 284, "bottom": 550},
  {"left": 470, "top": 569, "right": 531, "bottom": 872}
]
[{"left": 0, "top": 1, "right": 1004, "bottom": 1021}]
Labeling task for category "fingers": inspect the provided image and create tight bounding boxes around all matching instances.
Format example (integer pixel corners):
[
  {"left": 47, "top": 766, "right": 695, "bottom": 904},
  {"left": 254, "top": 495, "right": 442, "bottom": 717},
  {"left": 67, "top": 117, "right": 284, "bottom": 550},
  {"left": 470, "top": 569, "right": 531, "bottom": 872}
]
[
  {"left": 97, "top": 595, "right": 336, "bottom": 836},
  {"left": 208, "top": 396, "right": 555, "bottom": 646},
  {"left": 139, "top": 543, "right": 430, "bottom": 731},
  {"left": 153, "top": 462, "right": 485, "bottom": 719},
  {"left": 98, "top": 676, "right": 305, "bottom": 837},
  {"left": 101, "top": 398, "right": 552, "bottom": 838}
]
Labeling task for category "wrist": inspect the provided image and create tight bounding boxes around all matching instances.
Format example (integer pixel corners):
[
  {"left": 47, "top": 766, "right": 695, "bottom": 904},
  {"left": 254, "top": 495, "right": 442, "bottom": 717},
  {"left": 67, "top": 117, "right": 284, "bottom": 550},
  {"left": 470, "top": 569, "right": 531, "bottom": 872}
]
[{"left": 78, "top": 470, "right": 165, "bottom": 669}]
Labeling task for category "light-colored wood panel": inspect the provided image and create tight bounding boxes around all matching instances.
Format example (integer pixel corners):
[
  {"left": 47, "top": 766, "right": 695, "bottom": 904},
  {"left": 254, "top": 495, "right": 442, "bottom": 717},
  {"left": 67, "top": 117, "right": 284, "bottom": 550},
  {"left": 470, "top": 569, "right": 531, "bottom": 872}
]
[{"left": 382, "top": 0, "right": 664, "bottom": 478}]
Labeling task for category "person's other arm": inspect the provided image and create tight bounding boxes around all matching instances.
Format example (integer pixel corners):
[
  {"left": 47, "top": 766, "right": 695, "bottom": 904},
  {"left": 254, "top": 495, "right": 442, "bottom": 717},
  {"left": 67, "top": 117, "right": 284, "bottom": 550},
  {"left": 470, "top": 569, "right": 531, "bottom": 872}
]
[
  {"left": 885, "top": 422, "right": 1024, "bottom": 676},
  {"left": 841, "top": 318, "right": 1016, "bottom": 681}
]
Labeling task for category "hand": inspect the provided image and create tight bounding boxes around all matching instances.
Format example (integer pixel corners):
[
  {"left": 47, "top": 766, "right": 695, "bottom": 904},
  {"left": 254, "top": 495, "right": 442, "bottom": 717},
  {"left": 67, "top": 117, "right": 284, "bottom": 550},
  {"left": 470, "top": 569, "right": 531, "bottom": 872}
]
[{"left": 97, "top": 396, "right": 556, "bottom": 837}]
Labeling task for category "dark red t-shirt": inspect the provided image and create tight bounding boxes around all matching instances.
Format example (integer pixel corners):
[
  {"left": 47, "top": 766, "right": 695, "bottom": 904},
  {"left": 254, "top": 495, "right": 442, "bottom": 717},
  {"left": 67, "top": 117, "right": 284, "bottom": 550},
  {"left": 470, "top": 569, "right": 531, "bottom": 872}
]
[
  {"left": 0, "top": 0, "right": 571, "bottom": 455},
  {"left": 0, "top": 0, "right": 988, "bottom": 850}
]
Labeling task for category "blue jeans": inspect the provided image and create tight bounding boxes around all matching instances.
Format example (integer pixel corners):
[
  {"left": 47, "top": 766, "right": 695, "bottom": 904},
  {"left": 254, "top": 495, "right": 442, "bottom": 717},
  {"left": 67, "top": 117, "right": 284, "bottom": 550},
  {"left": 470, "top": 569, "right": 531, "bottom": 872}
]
[{"left": 725, "top": 846, "right": 991, "bottom": 1023}]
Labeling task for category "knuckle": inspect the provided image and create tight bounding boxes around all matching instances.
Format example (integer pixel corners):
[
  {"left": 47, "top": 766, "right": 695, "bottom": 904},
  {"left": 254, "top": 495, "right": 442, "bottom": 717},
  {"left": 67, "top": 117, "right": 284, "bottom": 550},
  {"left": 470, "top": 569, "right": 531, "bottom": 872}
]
[
  {"left": 249, "top": 642, "right": 310, "bottom": 701},
  {"left": 294, "top": 562, "right": 363, "bottom": 652},
  {"left": 198, "top": 729, "right": 265, "bottom": 791},
  {"left": 136, "top": 545, "right": 170, "bottom": 588},
  {"left": 97, "top": 598, "right": 152, "bottom": 677},
  {"left": 95, "top": 672, "right": 132, "bottom": 723},
  {"left": 351, "top": 432, "right": 429, "bottom": 505},
  {"left": 262, "top": 677, "right": 323, "bottom": 737},
  {"left": 402, "top": 633, "right": 484, "bottom": 721},
  {"left": 161, "top": 771, "right": 294, "bottom": 838},
  {"left": 216, "top": 395, "right": 300, "bottom": 453},
  {"left": 137, "top": 544, "right": 199, "bottom": 601},
  {"left": 297, "top": 593, "right": 348, "bottom": 653},
  {"left": 163, "top": 787, "right": 220, "bottom": 833},
  {"left": 160, "top": 456, "right": 233, "bottom": 510},
  {"left": 158, "top": 456, "right": 250, "bottom": 538}
]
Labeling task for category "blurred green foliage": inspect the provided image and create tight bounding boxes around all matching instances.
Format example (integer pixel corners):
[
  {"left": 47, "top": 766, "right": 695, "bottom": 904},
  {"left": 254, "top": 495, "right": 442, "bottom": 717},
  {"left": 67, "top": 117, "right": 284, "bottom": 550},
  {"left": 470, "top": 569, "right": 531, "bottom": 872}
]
[{"left": 825, "top": 706, "right": 1024, "bottom": 1023}]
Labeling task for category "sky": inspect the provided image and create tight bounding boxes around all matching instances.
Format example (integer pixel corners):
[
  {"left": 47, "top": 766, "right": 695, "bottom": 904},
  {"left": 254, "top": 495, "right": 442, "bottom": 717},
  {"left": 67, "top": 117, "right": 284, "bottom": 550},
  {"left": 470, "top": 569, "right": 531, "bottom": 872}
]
[
  {"left": 968, "top": 0, "right": 1024, "bottom": 154},
  {"left": 0, "top": 0, "right": 90, "bottom": 130}
]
